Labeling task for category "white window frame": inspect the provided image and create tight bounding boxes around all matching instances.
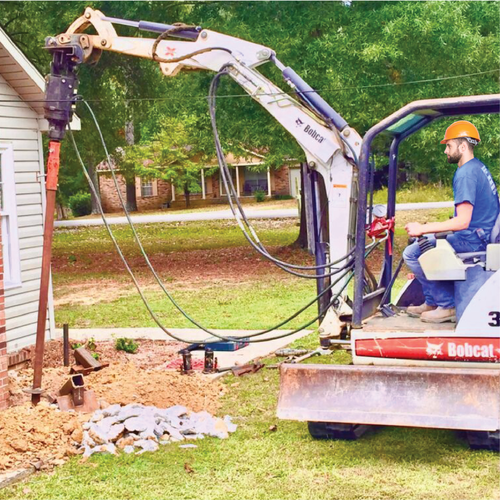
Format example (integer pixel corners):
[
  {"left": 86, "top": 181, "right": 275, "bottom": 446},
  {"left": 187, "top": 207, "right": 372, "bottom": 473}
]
[
  {"left": 141, "top": 179, "right": 153, "bottom": 198},
  {"left": 0, "top": 143, "right": 21, "bottom": 289}
]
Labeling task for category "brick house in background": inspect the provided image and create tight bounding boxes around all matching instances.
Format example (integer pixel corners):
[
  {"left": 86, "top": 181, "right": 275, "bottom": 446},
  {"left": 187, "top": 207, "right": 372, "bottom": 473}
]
[{"left": 96, "top": 151, "right": 301, "bottom": 212}]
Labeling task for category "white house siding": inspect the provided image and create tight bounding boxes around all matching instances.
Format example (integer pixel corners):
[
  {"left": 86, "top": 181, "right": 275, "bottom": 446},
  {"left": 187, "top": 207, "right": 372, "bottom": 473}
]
[{"left": 0, "top": 73, "right": 53, "bottom": 352}]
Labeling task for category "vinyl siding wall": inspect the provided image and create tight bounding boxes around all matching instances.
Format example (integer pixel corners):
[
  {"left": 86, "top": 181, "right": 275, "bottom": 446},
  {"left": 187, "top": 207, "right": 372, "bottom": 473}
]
[{"left": 0, "top": 73, "right": 53, "bottom": 352}]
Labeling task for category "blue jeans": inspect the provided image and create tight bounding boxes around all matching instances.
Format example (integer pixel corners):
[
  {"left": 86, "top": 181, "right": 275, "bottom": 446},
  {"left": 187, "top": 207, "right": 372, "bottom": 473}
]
[{"left": 402, "top": 232, "right": 485, "bottom": 309}]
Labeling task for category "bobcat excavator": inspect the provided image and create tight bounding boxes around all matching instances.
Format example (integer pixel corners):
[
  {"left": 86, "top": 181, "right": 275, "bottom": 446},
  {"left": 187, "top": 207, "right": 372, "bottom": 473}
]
[{"left": 36, "top": 8, "right": 500, "bottom": 450}]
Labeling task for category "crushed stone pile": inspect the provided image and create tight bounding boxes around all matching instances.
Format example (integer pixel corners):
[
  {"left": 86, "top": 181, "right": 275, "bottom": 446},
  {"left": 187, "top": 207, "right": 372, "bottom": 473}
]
[
  {"left": 0, "top": 402, "right": 84, "bottom": 471},
  {"left": 80, "top": 403, "right": 237, "bottom": 458}
]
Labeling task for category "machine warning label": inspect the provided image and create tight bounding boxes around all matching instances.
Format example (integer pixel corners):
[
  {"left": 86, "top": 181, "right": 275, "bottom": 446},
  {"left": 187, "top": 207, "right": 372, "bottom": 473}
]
[{"left": 355, "top": 337, "right": 500, "bottom": 362}]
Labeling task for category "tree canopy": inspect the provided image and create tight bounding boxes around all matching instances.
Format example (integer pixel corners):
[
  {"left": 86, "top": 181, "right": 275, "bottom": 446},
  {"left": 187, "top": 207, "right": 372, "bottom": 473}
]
[{"left": 1, "top": 1, "right": 499, "bottom": 201}]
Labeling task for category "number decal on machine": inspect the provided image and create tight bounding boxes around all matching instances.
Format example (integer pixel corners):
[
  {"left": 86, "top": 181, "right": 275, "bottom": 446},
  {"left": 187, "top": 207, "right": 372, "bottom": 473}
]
[{"left": 488, "top": 311, "right": 500, "bottom": 327}]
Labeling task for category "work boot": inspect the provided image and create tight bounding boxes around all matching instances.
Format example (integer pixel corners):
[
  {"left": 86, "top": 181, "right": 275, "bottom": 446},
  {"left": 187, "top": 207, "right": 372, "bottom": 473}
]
[
  {"left": 406, "top": 303, "right": 437, "bottom": 318},
  {"left": 421, "top": 307, "right": 456, "bottom": 324}
]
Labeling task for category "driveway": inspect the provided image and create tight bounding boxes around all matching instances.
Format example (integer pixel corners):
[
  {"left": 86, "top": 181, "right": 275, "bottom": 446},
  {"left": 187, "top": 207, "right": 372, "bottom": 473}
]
[{"left": 54, "top": 201, "right": 454, "bottom": 228}]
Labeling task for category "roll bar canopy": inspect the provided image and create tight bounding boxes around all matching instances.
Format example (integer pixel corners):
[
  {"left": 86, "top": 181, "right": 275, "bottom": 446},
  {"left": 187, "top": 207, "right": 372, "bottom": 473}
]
[{"left": 352, "top": 94, "right": 500, "bottom": 327}]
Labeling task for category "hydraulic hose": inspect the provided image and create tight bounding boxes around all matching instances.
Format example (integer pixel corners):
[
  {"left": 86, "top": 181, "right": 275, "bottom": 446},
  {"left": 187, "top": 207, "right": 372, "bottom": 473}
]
[{"left": 208, "top": 68, "right": 358, "bottom": 278}]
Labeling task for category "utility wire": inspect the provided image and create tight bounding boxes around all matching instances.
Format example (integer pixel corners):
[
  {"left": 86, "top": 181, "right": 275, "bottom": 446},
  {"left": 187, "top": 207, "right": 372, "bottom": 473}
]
[{"left": 2, "top": 69, "right": 497, "bottom": 104}]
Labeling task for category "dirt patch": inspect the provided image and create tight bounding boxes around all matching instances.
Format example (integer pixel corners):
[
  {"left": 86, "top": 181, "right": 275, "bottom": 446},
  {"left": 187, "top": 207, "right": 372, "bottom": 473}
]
[
  {"left": 52, "top": 244, "right": 311, "bottom": 280},
  {"left": 22, "top": 339, "right": 187, "bottom": 370},
  {"left": 0, "top": 401, "right": 84, "bottom": 471},
  {"left": 3, "top": 338, "right": 224, "bottom": 474},
  {"left": 10, "top": 364, "right": 223, "bottom": 415}
]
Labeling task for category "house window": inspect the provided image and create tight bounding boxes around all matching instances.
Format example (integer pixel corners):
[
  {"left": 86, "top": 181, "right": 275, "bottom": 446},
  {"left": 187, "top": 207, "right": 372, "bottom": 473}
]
[
  {"left": 141, "top": 180, "right": 153, "bottom": 197},
  {"left": 242, "top": 167, "right": 268, "bottom": 196},
  {"left": 0, "top": 144, "right": 21, "bottom": 289}
]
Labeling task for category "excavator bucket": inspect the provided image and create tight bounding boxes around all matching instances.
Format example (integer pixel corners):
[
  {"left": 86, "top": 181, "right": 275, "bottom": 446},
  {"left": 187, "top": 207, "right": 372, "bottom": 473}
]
[{"left": 277, "top": 364, "right": 500, "bottom": 431}]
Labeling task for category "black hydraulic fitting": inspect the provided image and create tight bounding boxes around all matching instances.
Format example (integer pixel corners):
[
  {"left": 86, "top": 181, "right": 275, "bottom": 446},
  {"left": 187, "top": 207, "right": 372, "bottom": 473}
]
[
  {"left": 181, "top": 349, "right": 192, "bottom": 373},
  {"left": 44, "top": 38, "right": 84, "bottom": 141},
  {"left": 417, "top": 236, "right": 434, "bottom": 254},
  {"left": 203, "top": 348, "right": 216, "bottom": 374}
]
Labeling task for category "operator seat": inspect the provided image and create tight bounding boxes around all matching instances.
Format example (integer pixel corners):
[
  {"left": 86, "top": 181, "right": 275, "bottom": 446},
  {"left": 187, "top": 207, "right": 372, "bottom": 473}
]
[{"left": 456, "top": 209, "right": 500, "bottom": 270}]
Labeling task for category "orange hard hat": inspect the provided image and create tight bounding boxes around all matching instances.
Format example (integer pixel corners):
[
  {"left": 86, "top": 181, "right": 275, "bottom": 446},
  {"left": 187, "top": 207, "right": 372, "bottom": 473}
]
[{"left": 440, "top": 120, "right": 480, "bottom": 144}]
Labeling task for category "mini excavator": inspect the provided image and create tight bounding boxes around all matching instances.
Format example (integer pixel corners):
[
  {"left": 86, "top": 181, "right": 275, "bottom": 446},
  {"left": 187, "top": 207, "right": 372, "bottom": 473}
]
[{"left": 35, "top": 8, "right": 500, "bottom": 450}]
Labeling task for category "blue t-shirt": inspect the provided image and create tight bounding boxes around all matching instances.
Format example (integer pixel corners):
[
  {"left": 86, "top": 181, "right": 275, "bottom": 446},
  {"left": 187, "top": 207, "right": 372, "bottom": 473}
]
[{"left": 453, "top": 158, "right": 499, "bottom": 245}]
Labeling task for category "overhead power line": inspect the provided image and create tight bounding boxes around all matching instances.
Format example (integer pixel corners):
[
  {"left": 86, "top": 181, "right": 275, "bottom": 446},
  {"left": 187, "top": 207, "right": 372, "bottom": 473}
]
[{"left": 0, "top": 68, "right": 497, "bottom": 104}]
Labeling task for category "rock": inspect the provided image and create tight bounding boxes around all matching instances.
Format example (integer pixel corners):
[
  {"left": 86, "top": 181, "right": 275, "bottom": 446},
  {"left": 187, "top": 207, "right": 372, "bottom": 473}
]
[
  {"left": 89, "top": 426, "right": 107, "bottom": 445},
  {"left": 50, "top": 458, "right": 66, "bottom": 466},
  {"left": 211, "top": 418, "right": 229, "bottom": 439},
  {"left": 90, "top": 410, "right": 104, "bottom": 423},
  {"left": 71, "top": 428, "right": 83, "bottom": 443},
  {"left": 224, "top": 416, "right": 237, "bottom": 433},
  {"left": 135, "top": 440, "right": 159, "bottom": 454},
  {"left": 98, "top": 399, "right": 110, "bottom": 410},
  {"left": 124, "top": 416, "right": 155, "bottom": 433},
  {"left": 62, "top": 421, "right": 78, "bottom": 434},
  {"left": 163, "top": 405, "right": 188, "bottom": 420},
  {"left": 102, "top": 404, "right": 121, "bottom": 418},
  {"left": 116, "top": 436, "right": 135, "bottom": 449},
  {"left": 107, "top": 423, "right": 125, "bottom": 442},
  {"left": 9, "top": 439, "right": 28, "bottom": 453},
  {"left": 82, "top": 430, "right": 96, "bottom": 447},
  {"left": 123, "top": 445, "right": 135, "bottom": 454},
  {"left": 116, "top": 404, "right": 144, "bottom": 422},
  {"left": 162, "top": 424, "right": 184, "bottom": 442}
]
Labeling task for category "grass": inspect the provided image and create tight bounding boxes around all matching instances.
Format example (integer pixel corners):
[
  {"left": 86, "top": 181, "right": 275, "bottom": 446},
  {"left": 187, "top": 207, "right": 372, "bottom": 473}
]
[
  {"left": 373, "top": 183, "right": 454, "bottom": 205},
  {"left": 2, "top": 340, "right": 498, "bottom": 500},
  {"left": 52, "top": 209, "right": 454, "bottom": 330},
  {"left": 55, "top": 280, "right": 319, "bottom": 330},
  {"left": 53, "top": 219, "right": 299, "bottom": 256}
]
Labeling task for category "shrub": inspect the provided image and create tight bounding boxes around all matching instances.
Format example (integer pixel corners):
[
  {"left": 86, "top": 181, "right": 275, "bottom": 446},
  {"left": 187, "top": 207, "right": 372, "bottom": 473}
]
[
  {"left": 115, "top": 337, "right": 139, "bottom": 354},
  {"left": 69, "top": 192, "right": 92, "bottom": 217},
  {"left": 254, "top": 189, "right": 266, "bottom": 202},
  {"left": 274, "top": 194, "right": 293, "bottom": 200}
]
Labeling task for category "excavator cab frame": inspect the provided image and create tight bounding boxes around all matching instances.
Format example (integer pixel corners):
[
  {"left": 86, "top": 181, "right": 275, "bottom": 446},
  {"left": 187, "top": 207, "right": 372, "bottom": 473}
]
[{"left": 352, "top": 94, "right": 500, "bottom": 327}]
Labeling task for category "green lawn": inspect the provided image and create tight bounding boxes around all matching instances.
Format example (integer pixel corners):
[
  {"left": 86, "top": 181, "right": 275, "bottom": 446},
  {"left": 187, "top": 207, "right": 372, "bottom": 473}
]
[
  {"left": 55, "top": 280, "right": 319, "bottom": 330},
  {"left": 2, "top": 341, "right": 498, "bottom": 500}
]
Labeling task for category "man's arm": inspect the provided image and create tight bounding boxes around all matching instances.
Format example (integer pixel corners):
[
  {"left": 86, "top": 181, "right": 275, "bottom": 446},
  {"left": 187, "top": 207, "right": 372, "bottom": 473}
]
[{"left": 405, "top": 202, "right": 473, "bottom": 237}]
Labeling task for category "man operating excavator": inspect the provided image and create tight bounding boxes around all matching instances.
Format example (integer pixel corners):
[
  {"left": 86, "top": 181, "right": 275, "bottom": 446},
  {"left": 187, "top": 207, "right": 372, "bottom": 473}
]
[{"left": 403, "top": 121, "right": 500, "bottom": 323}]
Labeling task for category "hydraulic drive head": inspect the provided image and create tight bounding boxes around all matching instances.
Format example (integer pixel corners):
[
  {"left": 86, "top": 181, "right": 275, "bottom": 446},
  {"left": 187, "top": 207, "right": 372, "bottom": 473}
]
[{"left": 44, "top": 37, "right": 84, "bottom": 141}]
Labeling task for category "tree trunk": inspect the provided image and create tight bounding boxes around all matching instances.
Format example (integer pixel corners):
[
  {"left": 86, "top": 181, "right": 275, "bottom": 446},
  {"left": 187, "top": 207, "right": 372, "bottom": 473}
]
[
  {"left": 87, "top": 160, "right": 101, "bottom": 215},
  {"left": 125, "top": 120, "right": 138, "bottom": 212},
  {"left": 293, "top": 163, "right": 309, "bottom": 249},
  {"left": 184, "top": 184, "right": 191, "bottom": 208}
]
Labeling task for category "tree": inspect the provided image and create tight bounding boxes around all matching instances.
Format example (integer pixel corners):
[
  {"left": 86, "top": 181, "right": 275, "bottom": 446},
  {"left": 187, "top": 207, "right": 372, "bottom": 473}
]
[
  {"left": 2, "top": 1, "right": 498, "bottom": 213},
  {"left": 122, "top": 117, "right": 207, "bottom": 208}
]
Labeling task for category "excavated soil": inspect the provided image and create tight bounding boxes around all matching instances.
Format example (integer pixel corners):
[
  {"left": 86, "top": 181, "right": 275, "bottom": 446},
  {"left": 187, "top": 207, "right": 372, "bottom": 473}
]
[
  {"left": 23, "top": 339, "right": 187, "bottom": 370},
  {"left": 0, "top": 402, "right": 84, "bottom": 471},
  {"left": 3, "top": 339, "right": 224, "bottom": 474}
]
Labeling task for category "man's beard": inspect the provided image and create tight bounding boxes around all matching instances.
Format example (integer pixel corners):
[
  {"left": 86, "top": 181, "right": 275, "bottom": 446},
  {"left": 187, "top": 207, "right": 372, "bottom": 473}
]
[{"left": 447, "top": 151, "right": 462, "bottom": 164}]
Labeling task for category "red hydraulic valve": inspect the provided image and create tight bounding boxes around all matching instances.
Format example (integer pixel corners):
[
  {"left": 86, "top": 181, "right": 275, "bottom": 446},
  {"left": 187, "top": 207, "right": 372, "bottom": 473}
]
[{"left": 367, "top": 216, "right": 395, "bottom": 255}]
